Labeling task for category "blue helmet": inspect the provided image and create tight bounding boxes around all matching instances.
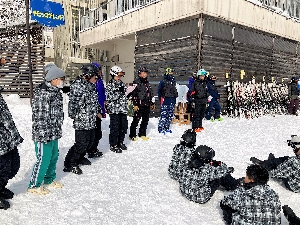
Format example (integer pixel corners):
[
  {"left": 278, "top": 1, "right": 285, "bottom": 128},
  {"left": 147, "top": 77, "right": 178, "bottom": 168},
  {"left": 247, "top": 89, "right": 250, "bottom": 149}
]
[
  {"left": 91, "top": 62, "right": 101, "bottom": 70},
  {"left": 291, "top": 77, "right": 299, "bottom": 82},
  {"left": 197, "top": 69, "right": 207, "bottom": 76}
]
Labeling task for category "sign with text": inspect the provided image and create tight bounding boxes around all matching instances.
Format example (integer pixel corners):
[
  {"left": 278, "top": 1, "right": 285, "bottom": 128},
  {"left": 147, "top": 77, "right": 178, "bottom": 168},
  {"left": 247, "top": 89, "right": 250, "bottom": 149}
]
[{"left": 30, "top": 0, "right": 65, "bottom": 27}]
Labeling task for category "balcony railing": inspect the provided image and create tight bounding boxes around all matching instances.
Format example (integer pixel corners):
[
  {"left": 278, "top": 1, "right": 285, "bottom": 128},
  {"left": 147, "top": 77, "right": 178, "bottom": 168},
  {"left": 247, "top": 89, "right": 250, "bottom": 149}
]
[
  {"left": 80, "top": 0, "right": 161, "bottom": 31},
  {"left": 246, "top": 0, "right": 300, "bottom": 21}
]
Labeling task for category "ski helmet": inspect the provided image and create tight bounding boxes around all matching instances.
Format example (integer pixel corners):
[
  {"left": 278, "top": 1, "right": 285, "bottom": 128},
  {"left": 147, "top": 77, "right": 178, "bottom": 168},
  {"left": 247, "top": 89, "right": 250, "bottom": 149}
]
[
  {"left": 110, "top": 65, "right": 125, "bottom": 77},
  {"left": 165, "top": 67, "right": 174, "bottom": 75},
  {"left": 290, "top": 135, "right": 300, "bottom": 153},
  {"left": 192, "top": 72, "right": 197, "bottom": 78},
  {"left": 138, "top": 67, "right": 148, "bottom": 74},
  {"left": 81, "top": 63, "right": 99, "bottom": 79},
  {"left": 91, "top": 62, "right": 102, "bottom": 70},
  {"left": 291, "top": 77, "right": 299, "bottom": 82},
  {"left": 207, "top": 74, "right": 216, "bottom": 80},
  {"left": 197, "top": 69, "right": 207, "bottom": 76},
  {"left": 195, "top": 145, "right": 215, "bottom": 162},
  {"left": 246, "top": 164, "right": 269, "bottom": 185},
  {"left": 181, "top": 129, "right": 196, "bottom": 146}
]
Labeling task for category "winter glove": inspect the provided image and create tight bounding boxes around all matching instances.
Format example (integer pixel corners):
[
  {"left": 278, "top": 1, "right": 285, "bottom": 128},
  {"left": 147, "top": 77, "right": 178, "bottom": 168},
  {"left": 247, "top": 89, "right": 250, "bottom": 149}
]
[
  {"left": 150, "top": 104, "right": 155, "bottom": 111},
  {"left": 210, "top": 160, "right": 222, "bottom": 167},
  {"left": 190, "top": 98, "right": 195, "bottom": 109},
  {"left": 207, "top": 96, "right": 213, "bottom": 102},
  {"left": 133, "top": 106, "right": 139, "bottom": 112},
  {"left": 228, "top": 167, "right": 234, "bottom": 173},
  {"left": 119, "top": 86, "right": 125, "bottom": 93}
]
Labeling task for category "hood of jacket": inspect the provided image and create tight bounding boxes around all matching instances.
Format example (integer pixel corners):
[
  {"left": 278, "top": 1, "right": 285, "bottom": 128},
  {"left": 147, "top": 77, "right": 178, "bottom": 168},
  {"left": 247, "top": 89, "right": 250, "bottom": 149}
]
[{"left": 243, "top": 184, "right": 278, "bottom": 201}]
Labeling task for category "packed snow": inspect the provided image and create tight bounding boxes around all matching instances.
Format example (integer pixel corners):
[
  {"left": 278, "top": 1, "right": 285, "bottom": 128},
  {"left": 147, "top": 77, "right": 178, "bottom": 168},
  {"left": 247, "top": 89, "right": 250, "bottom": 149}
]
[{"left": 1, "top": 93, "right": 299, "bottom": 224}]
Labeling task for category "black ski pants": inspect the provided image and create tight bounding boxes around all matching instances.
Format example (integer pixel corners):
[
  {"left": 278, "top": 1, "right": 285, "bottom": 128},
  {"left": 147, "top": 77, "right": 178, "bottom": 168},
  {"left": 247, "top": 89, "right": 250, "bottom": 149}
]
[
  {"left": 0, "top": 147, "right": 20, "bottom": 191},
  {"left": 89, "top": 117, "right": 102, "bottom": 153},
  {"left": 261, "top": 156, "right": 291, "bottom": 191},
  {"left": 129, "top": 105, "right": 150, "bottom": 138},
  {"left": 192, "top": 99, "right": 207, "bottom": 129},
  {"left": 261, "top": 156, "right": 289, "bottom": 171},
  {"left": 209, "top": 173, "right": 239, "bottom": 196},
  {"left": 64, "top": 129, "right": 95, "bottom": 167},
  {"left": 109, "top": 114, "right": 128, "bottom": 147}
]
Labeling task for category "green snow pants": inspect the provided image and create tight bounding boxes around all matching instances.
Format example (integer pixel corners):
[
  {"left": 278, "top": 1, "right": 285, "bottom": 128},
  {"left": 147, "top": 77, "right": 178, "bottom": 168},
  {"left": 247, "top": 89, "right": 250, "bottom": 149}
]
[{"left": 28, "top": 140, "right": 59, "bottom": 188}]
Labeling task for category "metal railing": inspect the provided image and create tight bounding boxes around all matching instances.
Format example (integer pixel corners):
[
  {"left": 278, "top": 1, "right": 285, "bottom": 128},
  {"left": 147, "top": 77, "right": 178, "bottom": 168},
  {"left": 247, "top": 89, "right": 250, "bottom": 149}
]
[
  {"left": 80, "top": 0, "right": 160, "bottom": 31},
  {"left": 246, "top": 0, "right": 300, "bottom": 21}
]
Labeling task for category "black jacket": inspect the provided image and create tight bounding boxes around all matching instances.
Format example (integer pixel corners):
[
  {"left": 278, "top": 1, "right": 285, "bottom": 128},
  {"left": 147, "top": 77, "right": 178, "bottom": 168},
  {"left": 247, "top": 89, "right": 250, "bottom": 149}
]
[
  {"left": 191, "top": 79, "right": 209, "bottom": 104},
  {"left": 131, "top": 76, "right": 153, "bottom": 107}
]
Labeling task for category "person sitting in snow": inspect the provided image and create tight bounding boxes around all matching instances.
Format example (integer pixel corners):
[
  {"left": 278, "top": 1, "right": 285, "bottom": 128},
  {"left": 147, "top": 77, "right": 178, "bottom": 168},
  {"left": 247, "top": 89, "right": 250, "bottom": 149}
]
[
  {"left": 250, "top": 135, "right": 300, "bottom": 193},
  {"left": 0, "top": 57, "right": 23, "bottom": 209},
  {"left": 157, "top": 68, "right": 178, "bottom": 134},
  {"left": 205, "top": 74, "right": 223, "bottom": 121},
  {"left": 28, "top": 64, "right": 65, "bottom": 195},
  {"left": 179, "top": 145, "right": 238, "bottom": 204},
  {"left": 168, "top": 129, "right": 197, "bottom": 181},
  {"left": 220, "top": 164, "right": 281, "bottom": 225}
]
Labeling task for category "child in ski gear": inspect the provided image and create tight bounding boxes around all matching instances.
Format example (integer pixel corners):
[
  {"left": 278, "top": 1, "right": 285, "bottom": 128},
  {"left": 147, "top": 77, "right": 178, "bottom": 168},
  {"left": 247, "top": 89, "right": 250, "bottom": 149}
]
[
  {"left": 89, "top": 62, "right": 105, "bottom": 158},
  {"left": 157, "top": 68, "right": 178, "bottom": 134},
  {"left": 129, "top": 67, "right": 155, "bottom": 141},
  {"left": 250, "top": 135, "right": 300, "bottom": 193},
  {"left": 179, "top": 145, "right": 238, "bottom": 204},
  {"left": 220, "top": 164, "right": 281, "bottom": 225},
  {"left": 186, "top": 72, "right": 197, "bottom": 113},
  {"left": 189, "top": 69, "right": 209, "bottom": 132},
  {"left": 205, "top": 74, "right": 222, "bottom": 121},
  {"left": 168, "top": 129, "right": 196, "bottom": 181},
  {"left": 92, "top": 62, "right": 106, "bottom": 117},
  {"left": 105, "top": 65, "right": 128, "bottom": 153},
  {"left": 28, "top": 64, "right": 65, "bottom": 195},
  {"left": 288, "top": 77, "right": 300, "bottom": 115},
  {"left": 0, "top": 59, "right": 23, "bottom": 208},
  {"left": 64, "top": 63, "right": 102, "bottom": 174},
  {"left": 282, "top": 205, "right": 300, "bottom": 225}
]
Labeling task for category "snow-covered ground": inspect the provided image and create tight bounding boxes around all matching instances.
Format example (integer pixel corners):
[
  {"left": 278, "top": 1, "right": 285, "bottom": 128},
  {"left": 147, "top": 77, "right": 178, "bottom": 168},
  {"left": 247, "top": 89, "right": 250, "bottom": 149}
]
[{"left": 1, "top": 93, "right": 299, "bottom": 224}]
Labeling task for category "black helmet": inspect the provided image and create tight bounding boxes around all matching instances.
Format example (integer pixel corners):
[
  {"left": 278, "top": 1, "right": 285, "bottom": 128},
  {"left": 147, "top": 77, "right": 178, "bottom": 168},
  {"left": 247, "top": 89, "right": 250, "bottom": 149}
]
[
  {"left": 138, "top": 67, "right": 148, "bottom": 74},
  {"left": 207, "top": 74, "right": 216, "bottom": 80},
  {"left": 195, "top": 145, "right": 215, "bottom": 162},
  {"left": 181, "top": 129, "right": 196, "bottom": 147},
  {"left": 246, "top": 164, "right": 269, "bottom": 185},
  {"left": 81, "top": 63, "right": 99, "bottom": 78}
]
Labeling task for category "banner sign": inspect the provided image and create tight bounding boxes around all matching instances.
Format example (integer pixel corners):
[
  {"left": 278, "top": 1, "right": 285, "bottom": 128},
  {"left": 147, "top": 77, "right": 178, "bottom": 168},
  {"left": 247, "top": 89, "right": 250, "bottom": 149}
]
[{"left": 30, "top": 0, "right": 65, "bottom": 27}]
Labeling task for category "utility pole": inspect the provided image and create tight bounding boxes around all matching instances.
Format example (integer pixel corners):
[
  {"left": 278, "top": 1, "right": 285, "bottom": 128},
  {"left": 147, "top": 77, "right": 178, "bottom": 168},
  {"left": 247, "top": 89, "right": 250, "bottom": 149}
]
[{"left": 25, "top": 0, "right": 33, "bottom": 104}]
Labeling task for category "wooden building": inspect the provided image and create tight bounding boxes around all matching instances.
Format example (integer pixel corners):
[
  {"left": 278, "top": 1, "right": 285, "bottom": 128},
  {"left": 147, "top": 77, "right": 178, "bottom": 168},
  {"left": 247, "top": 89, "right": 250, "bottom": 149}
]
[{"left": 0, "top": 24, "right": 45, "bottom": 97}]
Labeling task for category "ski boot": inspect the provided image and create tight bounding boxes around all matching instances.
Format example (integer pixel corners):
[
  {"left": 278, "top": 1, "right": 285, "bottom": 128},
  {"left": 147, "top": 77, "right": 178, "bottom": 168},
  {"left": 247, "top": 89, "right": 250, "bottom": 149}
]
[
  {"left": 250, "top": 157, "right": 262, "bottom": 165},
  {"left": 0, "top": 188, "right": 14, "bottom": 199},
  {"left": 110, "top": 145, "right": 122, "bottom": 153},
  {"left": 118, "top": 143, "right": 127, "bottom": 150},
  {"left": 63, "top": 166, "right": 83, "bottom": 175}
]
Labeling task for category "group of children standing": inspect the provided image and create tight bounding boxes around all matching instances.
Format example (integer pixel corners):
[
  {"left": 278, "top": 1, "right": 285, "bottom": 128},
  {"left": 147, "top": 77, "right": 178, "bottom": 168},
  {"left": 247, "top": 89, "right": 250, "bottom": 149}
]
[
  {"left": 168, "top": 128, "right": 300, "bottom": 224},
  {"left": 0, "top": 61, "right": 160, "bottom": 205}
]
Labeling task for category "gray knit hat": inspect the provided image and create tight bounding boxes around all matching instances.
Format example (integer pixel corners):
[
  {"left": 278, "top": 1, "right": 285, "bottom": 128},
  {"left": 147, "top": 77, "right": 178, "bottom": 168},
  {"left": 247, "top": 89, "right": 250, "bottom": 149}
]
[{"left": 45, "top": 64, "right": 65, "bottom": 81}]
